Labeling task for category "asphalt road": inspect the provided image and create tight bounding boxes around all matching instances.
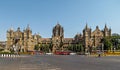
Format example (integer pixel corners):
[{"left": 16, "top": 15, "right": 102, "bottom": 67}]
[{"left": 0, "top": 55, "right": 120, "bottom": 70}]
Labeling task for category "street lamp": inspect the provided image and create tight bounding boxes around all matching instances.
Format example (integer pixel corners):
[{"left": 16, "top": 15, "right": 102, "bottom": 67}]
[{"left": 102, "top": 43, "right": 104, "bottom": 53}]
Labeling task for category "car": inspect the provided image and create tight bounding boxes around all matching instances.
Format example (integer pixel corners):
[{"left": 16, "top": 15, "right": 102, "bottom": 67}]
[
  {"left": 70, "top": 53, "right": 76, "bottom": 55},
  {"left": 46, "top": 53, "right": 53, "bottom": 55}
]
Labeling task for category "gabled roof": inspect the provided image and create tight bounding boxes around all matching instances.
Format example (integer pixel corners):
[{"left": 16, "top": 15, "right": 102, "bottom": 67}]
[{"left": 92, "top": 26, "right": 103, "bottom": 36}]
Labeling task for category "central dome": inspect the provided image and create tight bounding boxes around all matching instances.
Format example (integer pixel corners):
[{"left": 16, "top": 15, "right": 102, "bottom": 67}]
[{"left": 52, "top": 22, "right": 64, "bottom": 37}]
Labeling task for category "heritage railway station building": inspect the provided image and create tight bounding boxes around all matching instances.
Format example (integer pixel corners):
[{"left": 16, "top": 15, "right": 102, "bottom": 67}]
[{"left": 6, "top": 22, "right": 111, "bottom": 53}]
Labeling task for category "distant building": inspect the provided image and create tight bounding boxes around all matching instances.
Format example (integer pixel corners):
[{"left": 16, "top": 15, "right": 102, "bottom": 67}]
[
  {"left": 0, "top": 41, "right": 6, "bottom": 50},
  {"left": 6, "top": 23, "right": 111, "bottom": 53}
]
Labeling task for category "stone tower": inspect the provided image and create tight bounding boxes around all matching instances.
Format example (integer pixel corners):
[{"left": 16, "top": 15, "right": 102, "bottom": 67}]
[
  {"left": 23, "top": 25, "right": 33, "bottom": 52},
  {"left": 6, "top": 27, "right": 14, "bottom": 49},
  {"left": 52, "top": 23, "right": 64, "bottom": 53},
  {"left": 104, "top": 24, "right": 111, "bottom": 37},
  {"left": 83, "top": 24, "right": 92, "bottom": 52}
]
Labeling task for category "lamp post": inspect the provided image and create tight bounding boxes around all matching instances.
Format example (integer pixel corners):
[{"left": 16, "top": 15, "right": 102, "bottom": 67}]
[
  {"left": 102, "top": 43, "right": 104, "bottom": 53},
  {"left": 101, "top": 38, "right": 104, "bottom": 53}
]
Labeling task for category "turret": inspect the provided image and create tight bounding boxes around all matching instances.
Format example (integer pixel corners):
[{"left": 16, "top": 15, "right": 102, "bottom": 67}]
[
  {"left": 52, "top": 22, "right": 64, "bottom": 38},
  {"left": 104, "top": 24, "right": 111, "bottom": 37},
  {"left": 83, "top": 24, "right": 91, "bottom": 38},
  {"left": 52, "top": 22, "right": 64, "bottom": 53}
]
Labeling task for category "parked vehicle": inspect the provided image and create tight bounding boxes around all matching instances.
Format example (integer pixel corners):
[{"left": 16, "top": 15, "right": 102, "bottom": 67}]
[
  {"left": 46, "top": 53, "right": 53, "bottom": 55},
  {"left": 70, "top": 53, "right": 76, "bottom": 55},
  {"left": 55, "top": 51, "right": 70, "bottom": 55}
]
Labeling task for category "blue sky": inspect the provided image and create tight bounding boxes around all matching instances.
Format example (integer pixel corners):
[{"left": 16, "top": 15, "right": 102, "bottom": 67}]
[{"left": 0, "top": 0, "right": 120, "bottom": 41}]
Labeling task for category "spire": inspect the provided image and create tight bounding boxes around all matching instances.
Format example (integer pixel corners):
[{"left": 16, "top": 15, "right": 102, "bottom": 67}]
[
  {"left": 17, "top": 27, "right": 20, "bottom": 32},
  {"left": 105, "top": 24, "right": 107, "bottom": 28},
  {"left": 83, "top": 22, "right": 90, "bottom": 31},
  {"left": 104, "top": 23, "right": 108, "bottom": 30},
  {"left": 56, "top": 21, "right": 61, "bottom": 28},
  {"left": 23, "top": 27, "right": 26, "bottom": 31},
  {"left": 9, "top": 25, "right": 14, "bottom": 31},
  {"left": 57, "top": 21, "right": 60, "bottom": 26},
  {"left": 85, "top": 23, "right": 88, "bottom": 29},
  {"left": 26, "top": 24, "right": 30, "bottom": 30},
  {"left": 96, "top": 26, "right": 99, "bottom": 29},
  {"left": 109, "top": 27, "right": 111, "bottom": 31},
  {"left": 90, "top": 26, "right": 92, "bottom": 30},
  {"left": 57, "top": 21, "right": 59, "bottom": 24},
  {"left": 80, "top": 33, "right": 82, "bottom": 36}
]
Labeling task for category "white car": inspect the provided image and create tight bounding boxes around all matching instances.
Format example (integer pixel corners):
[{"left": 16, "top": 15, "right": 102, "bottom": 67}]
[
  {"left": 70, "top": 53, "right": 76, "bottom": 55},
  {"left": 46, "top": 53, "right": 53, "bottom": 55}
]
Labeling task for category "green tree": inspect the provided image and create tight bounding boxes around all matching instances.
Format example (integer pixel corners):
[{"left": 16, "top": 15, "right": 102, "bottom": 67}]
[
  {"left": 111, "top": 35, "right": 120, "bottom": 50},
  {"left": 40, "top": 44, "right": 50, "bottom": 53},
  {"left": 117, "top": 44, "right": 120, "bottom": 50},
  {"left": 34, "top": 44, "right": 39, "bottom": 51},
  {"left": 49, "top": 42, "right": 53, "bottom": 52},
  {"left": 103, "top": 37, "right": 112, "bottom": 50},
  {"left": 68, "top": 43, "right": 83, "bottom": 52},
  {"left": 68, "top": 44, "right": 74, "bottom": 51},
  {"left": 44, "top": 44, "right": 49, "bottom": 53}
]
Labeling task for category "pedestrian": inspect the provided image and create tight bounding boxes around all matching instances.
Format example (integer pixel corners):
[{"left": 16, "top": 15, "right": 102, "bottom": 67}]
[{"left": 98, "top": 51, "right": 101, "bottom": 57}]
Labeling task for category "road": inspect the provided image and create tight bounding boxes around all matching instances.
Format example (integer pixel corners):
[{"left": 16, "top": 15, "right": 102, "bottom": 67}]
[{"left": 0, "top": 55, "right": 120, "bottom": 70}]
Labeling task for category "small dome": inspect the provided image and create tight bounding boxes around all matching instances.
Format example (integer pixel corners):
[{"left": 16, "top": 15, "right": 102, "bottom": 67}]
[
  {"left": 96, "top": 26, "right": 99, "bottom": 29},
  {"left": 17, "top": 27, "right": 21, "bottom": 32}
]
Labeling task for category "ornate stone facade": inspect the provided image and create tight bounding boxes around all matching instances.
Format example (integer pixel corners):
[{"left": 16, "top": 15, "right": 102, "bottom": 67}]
[
  {"left": 6, "top": 25, "right": 40, "bottom": 52},
  {"left": 6, "top": 23, "right": 111, "bottom": 53},
  {"left": 52, "top": 23, "right": 64, "bottom": 52},
  {"left": 83, "top": 24, "right": 111, "bottom": 52}
]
